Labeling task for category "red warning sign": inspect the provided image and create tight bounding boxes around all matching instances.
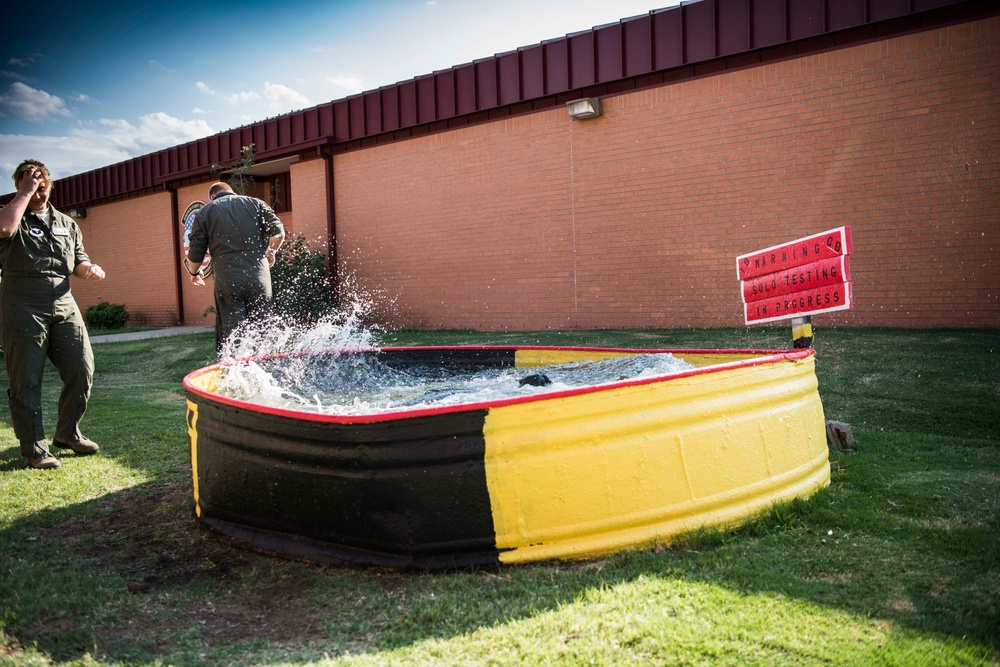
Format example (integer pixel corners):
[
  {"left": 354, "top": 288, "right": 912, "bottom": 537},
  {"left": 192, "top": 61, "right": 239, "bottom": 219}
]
[
  {"left": 744, "top": 283, "right": 853, "bottom": 324},
  {"left": 742, "top": 255, "right": 850, "bottom": 303},
  {"left": 736, "top": 226, "right": 852, "bottom": 281},
  {"left": 737, "top": 227, "right": 853, "bottom": 325}
]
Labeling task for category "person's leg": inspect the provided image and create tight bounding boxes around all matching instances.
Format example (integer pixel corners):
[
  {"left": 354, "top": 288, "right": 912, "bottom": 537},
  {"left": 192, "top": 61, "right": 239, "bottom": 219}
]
[
  {"left": 214, "top": 283, "right": 250, "bottom": 353},
  {"left": 47, "top": 297, "right": 94, "bottom": 446},
  {"left": 1, "top": 292, "right": 53, "bottom": 460},
  {"left": 244, "top": 272, "right": 272, "bottom": 325}
]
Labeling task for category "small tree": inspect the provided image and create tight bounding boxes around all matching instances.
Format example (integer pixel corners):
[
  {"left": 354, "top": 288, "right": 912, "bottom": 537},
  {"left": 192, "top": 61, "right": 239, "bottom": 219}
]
[
  {"left": 270, "top": 235, "right": 338, "bottom": 323},
  {"left": 211, "top": 143, "right": 255, "bottom": 195}
]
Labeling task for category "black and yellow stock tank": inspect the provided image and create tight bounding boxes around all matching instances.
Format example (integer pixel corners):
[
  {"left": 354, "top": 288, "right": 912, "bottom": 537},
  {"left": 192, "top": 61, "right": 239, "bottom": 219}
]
[{"left": 184, "top": 346, "right": 830, "bottom": 569}]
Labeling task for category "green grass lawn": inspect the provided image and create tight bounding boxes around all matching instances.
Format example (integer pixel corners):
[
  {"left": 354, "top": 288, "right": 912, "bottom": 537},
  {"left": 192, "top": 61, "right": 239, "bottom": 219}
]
[{"left": 0, "top": 327, "right": 997, "bottom": 666}]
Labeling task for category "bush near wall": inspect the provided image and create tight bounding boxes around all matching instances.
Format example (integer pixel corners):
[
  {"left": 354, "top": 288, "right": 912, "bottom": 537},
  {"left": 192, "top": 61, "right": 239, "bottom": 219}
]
[
  {"left": 85, "top": 302, "right": 130, "bottom": 330},
  {"left": 270, "top": 235, "right": 338, "bottom": 324}
]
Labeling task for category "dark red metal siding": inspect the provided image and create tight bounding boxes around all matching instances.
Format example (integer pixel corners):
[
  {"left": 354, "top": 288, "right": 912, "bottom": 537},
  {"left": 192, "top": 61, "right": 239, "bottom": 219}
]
[
  {"left": 456, "top": 65, "right": 477, "bottom": 114},
  {"left": 872, "top": 0, "right": 912, "bottom": 21},
  {"left": 624, "top": 16, "right": 654, "bottom": 77},
  {"left": 334, "top": 99, "right": 350, "bottom": 143},
  {"left": 916, "top": 0, "right": 964, "bottom": 8},
  {"left": 476, "top": 59, "right": 498, "bottom": 109},
  {"left": 719, "top": 0, "right": 751, "bottom": 56},
  {"left": 278, "top": 116, "right": 292, "bottom": 147},
  {"left": 381, "top": 87, "right": 399, "bottom": 132},
  {"left": 417, "top": 75, "right": 436, "bottom": 124},
  {"left": 265, "top": 121, "right": 278, "bottom": 152},
  {"left": 299, "top": 108, "right": 314, "bottom": 141},
  {"left": 753, "top": 0, "right": 787, "bottom": 46},
  {"left": 319, "top": 103, "right": 335, "bottom": 137},
  {"left": 596, "top": 25, "right": 623, "bottom": 83},
  {"left": 436, "top": 70, "right": 456, "bottom": 119},
  {"left": 544, "top": 40, "right": 570, "bottom": 94},
  {"left": 570, "top": 32, "right": 596, "bottom": 89},
  {"left": 685, "top": 0, "right": 718, "bottom": 63},
  {"left": 790, "top": 0, "right": 826, "bottom": 39},
  {"left": 653, "top": 7, "right": 685, "bottom": 69},
  {"left": 349, "top": 95, "right": 365, "bottom": 138},
  {"left": 498, "top": 52, "right": 521, "bottom": 105},
  {"left": 10, "top": 0, "right": 983, "bottom": 210},
  {"left": 830, "top": 0, "right": 868, "bottom": 31},
  {"left": 521, "top": 46, "right": 545, "bottom": 99},
  {"left": 399, "top": 82, "right": 418, "bottom": 128}
]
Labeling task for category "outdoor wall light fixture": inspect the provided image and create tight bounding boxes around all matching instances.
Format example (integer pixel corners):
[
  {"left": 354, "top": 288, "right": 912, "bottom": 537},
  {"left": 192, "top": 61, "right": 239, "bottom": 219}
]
[
  {"left": 69, "top": 208, "right": 87, "bottom": 219},
  {"left": 566, "top": 97, "right": 602, "bottom": 120}
]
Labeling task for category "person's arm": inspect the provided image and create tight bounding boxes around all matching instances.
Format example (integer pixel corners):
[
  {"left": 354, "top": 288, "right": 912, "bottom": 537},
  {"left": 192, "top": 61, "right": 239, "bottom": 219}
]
[
  {"left": 264, "top": 230, "right": 285, "bottom": 267},
  {"left": 73, "top": 261, "right": 105, "bottom": 281},
  {"left": 256, "top": 200, "right": 284, "bottom": 267},
  {"left": 186, "top": 214, "right": 209, "bottom": 284},
  {"left": 0, "top": 168, "right": 43, "bottom": 238}
]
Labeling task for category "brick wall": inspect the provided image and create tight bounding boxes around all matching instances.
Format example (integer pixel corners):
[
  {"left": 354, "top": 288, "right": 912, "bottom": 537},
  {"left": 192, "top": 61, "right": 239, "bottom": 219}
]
[
  {"left": 177, "top": 183, "right": 216, "bottom": 327},
  {"left": 72, "top": 192, "right": 179, "bottom": 326},
  {"left": 334, "top": 17, "right": 999, "bottom": 330},
  {"left": 289, "top": 157, "right": 330, "bottom": 254},
  {"left": 64, "top": 16, "right": 1000, "bottom": 332}
]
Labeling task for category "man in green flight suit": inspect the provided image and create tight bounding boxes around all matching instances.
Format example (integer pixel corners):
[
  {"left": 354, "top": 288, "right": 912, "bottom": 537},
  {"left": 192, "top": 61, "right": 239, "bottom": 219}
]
[
  {"left": 186, "top": 182, "right": 284, "bottom": 354},
  {"left": 0, "top": 160, "right": 106, "bottom": 470}
]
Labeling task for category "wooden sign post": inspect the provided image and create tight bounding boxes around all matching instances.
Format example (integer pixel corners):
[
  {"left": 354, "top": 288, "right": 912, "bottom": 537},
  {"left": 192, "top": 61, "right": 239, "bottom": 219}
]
[{"left": 736, "top": 227, "right": 853, "bottom": 347}]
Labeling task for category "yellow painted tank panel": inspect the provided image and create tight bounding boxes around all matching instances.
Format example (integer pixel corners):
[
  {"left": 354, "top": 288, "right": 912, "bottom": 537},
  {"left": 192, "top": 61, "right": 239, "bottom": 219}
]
[
  {"left": 484, "top": 354, "right": 829, "bottom": 563},
  {"left": 185, "top": 399, "right": 202, "bottom": 518},
  {"left": 514, "top": 349, "right": 765, "bottom": 369},
  {"left": 187, "top": 367, "right": 222, "bottom": 393},
  {"left": 514, "top": 349, "right": 636, "bottom": 367}
]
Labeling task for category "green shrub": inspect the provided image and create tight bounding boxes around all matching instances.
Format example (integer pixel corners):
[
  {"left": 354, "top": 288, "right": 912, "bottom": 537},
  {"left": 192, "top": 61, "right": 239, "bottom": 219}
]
[
  {"left": 85, "top": 301, "right": 130, "bottom": 329},
  {"left": 270, "top": 235, "right": 338, "bottom": 323}
]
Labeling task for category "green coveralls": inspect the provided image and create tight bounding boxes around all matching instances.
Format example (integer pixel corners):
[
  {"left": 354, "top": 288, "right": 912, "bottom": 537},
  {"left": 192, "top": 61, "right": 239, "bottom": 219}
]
[
  {"left": 0, "top": 205, "right": 93, "bottom": 459},
  {"left": 186, "top": 191, "right": 284, "bottom": 353}
]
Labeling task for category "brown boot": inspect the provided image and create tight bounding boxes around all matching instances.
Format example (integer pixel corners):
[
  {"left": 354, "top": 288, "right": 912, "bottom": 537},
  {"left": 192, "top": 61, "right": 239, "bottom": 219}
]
[
  {"left": 27, "top": 454, "right": 61, "bottom": 470},
  {"left": 52, "top": 436, "right": 100, "bottom": 455}
]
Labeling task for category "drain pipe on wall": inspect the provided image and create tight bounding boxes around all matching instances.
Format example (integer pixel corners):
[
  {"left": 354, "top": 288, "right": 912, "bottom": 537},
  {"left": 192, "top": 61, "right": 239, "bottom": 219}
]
[
  {"left": 168, "top": 185, "right": 186, "bottom": 325},
  {"left": 322, "top": 146, "right": 338, "bottom": 287}
]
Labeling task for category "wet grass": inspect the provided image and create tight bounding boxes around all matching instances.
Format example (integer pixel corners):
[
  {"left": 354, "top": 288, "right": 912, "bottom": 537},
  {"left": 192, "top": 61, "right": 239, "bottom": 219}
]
[{"left": 0, "top": 327, "right": 997, "bottom": 666}]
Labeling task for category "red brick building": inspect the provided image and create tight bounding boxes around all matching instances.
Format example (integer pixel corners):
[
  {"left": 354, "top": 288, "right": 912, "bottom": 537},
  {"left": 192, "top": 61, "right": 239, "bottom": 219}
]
[{"left": 5, "top": 0, "right": 998, "bottom": 330}]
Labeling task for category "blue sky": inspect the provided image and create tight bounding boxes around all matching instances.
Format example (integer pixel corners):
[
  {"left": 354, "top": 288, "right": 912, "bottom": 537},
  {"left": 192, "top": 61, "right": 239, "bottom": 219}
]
[{"left": 1, "top": 0, "right": 677, "bottom": 186}]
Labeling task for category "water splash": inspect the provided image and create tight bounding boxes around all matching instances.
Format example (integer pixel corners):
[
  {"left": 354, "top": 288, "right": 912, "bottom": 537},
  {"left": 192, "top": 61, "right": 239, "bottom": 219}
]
[
  {"left": 217, "top": 341, "right": 694, "bottom": 417},
  {"left": 212, "top": 286, "right": 695, "bottom": 416}
]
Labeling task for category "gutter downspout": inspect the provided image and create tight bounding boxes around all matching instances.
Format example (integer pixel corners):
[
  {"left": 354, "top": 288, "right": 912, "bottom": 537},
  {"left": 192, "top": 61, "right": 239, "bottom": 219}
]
[
  {"left": 169, "top": 186, "right": 186, "bottom": 325},
  {"left": 322, "top": 146, "right": 337, "bottom": 288}
]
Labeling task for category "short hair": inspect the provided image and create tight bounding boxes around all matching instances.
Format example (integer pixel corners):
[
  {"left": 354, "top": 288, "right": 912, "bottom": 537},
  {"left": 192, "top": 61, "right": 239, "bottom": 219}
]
[
  {"left": 208, "top": 182, "right": 234, "bottom": 200},
  {"left": 12, "top": 160, "right": 52, "bottom": 190}
]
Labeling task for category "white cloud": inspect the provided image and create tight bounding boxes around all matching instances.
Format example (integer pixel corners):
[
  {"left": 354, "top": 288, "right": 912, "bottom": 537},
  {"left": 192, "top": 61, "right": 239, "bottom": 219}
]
[
  {"left": 0, "top": 82, "right": 72, "bottom": 122},
  {"left": 327, "top": 74, "right": 364, "bottom": 94},
  {"left": 148, "top": 60, "right": 176, "bottom": 74},
  {"left": 263, "top": 82, "right": 311, "bottom": 113},
  {"left": 90, "top": 112, "right": 214, "bottom": 153},
  {"left": 196, "top": 81, "right": 216, "bottom": 95},
  {"left": 6, "top": 54, "right": 38, "bottom": 68},
  {"left": 0, "top": 132, "right": 132, "bottom": 182},
  {"left": 224, "top": 90, "right": 261, "bottom": 105},
  {"left": 192, "top": 107, "right": 207, "bottom": 114},
  {"left": 0, "top": 112, "right": 215, "bottom": 183}
]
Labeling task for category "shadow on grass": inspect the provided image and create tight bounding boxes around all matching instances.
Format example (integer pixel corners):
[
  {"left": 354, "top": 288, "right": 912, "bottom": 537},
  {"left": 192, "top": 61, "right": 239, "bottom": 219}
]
[{"left": 1, "top": 461, "right": 996, "bottom": 664}]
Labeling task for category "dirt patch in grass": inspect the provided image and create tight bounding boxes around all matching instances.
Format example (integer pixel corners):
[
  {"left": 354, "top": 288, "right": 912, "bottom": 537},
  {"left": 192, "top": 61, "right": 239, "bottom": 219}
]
[{"left": 40, "top": 475, "right": 325, "bottom": 656}]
